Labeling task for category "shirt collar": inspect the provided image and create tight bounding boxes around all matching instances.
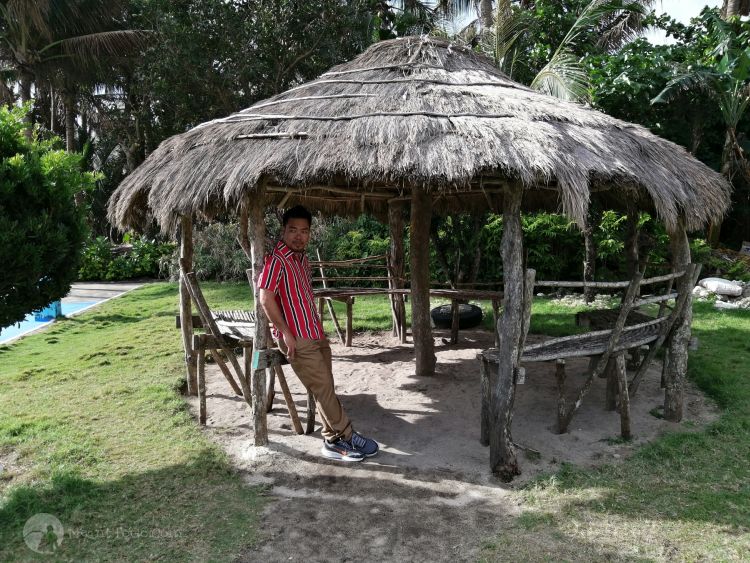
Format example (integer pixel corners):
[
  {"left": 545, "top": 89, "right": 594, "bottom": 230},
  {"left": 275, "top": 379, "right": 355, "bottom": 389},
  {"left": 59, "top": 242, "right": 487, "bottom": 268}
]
[{"left": 276, "top": 240, "right": 304, "bottom": 262}]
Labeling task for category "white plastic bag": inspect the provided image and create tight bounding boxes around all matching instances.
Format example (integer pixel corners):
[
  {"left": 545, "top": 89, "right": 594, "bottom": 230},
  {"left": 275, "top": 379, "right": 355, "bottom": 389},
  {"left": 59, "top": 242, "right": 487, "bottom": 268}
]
[{"left": 699, "top": 277, "right": 743, "bottom": 297}]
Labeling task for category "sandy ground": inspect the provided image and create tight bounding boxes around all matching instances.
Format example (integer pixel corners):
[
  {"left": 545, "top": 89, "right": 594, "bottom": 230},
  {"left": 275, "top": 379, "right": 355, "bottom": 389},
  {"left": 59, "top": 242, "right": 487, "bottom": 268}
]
[{"left": 186, "top": 329, "right": 718, "bottom": 562}]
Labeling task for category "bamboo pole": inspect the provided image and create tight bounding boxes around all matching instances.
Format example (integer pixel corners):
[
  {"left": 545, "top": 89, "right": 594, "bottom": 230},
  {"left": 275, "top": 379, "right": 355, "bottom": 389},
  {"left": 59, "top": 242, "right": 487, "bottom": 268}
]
[
  {"left": 410, "top": 187, "right": 435, "bottom": 376},
  {"left": 179, "top": 216, "right": 197, "bottom": 396}
]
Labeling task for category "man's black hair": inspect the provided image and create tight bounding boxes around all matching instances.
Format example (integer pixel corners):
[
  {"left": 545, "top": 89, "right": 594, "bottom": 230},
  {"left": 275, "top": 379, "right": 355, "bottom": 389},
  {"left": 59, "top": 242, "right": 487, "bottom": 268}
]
[{"left": 282, "top": 205, "right": 313, "bottom": 226}]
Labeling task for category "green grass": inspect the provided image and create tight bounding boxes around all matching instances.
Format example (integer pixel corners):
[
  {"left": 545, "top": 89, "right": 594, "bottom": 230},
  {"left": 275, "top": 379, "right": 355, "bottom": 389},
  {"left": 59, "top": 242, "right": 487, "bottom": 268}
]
[
  {"left": 3, "top": 284, "right": 749, "bottom": 560},
  {"left": 0, "top": 283, "right": 265, "bottom": 561},
  {"left": 480, "top": 300, "right": 750, "bottom": 562}
]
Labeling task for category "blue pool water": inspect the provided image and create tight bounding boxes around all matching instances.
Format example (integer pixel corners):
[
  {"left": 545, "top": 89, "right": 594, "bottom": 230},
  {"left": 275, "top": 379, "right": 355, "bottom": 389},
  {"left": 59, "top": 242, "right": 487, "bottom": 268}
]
[{"left": 0, "top": 301, "right": 97, "bottom": 344}]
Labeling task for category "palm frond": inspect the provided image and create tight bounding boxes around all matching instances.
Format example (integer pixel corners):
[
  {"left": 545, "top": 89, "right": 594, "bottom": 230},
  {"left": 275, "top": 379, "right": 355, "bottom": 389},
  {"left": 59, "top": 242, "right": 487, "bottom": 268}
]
[
  {"left": 42, "top": 30, "right": 150, "bottom": 63},
  {"left": 531, "top": 50, "right": 590, "bottom": 102}
]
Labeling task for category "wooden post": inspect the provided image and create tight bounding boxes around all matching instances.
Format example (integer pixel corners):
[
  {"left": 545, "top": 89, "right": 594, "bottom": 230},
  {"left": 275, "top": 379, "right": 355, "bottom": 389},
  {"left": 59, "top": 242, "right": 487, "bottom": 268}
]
[
  {"left": 480, "top": 356, "right": 490, "bottom": 446},
  {"left": 389, "top": 200, "right": 407, "bottom": 343},
  {"left": 450, "top": 299, "right": 460, "bottom": 344},
  {"left": 195, "top": 336, "right": 207, "bottom": 425},
  {"left": 273, "top": 365, "right": 304, "bottom": 435},
  {"left": 664, "top": 220, "right": 692, "bottom": 422},
  {"left": 490, "top": 185, "right": 524, "bottom": 480},
  {"left": 346, "top": 297, "right": 354, "bottom": 347},
  {"left": 247, "top": 189, "right": 269, "bottom": 446},
  {"left": 605, "top": 358, "right": 618, "bottom": 411},
  {"left": 179, "top": 216, "right": 198, "bottom": 396},
  {"left": 410, "top": 187, "right": 436, "bottom": 377},
  {"left": 491, "top": 298, "right": 501, "bottom": 347},
  {"left": 615, "top": 353, "right": 631, "bottom": 439},
  {"left": 306, "top": 390, "right": 316, "bottom": 434},
  {"left": 582, "top": 210, "right": 596, "bottom": 304},
  {"left": 555, "top": 359, "right": 566, "bottom": 432},
  {"left": 315, "top": 248, "right": 345, "bottom": 345},
  {"left": 625, "top": 206, "right": 640, "bottom": 280}
]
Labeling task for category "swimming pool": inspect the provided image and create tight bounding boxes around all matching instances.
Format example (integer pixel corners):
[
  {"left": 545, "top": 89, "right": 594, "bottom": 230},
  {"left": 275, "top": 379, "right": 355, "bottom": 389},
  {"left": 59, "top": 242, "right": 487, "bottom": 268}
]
[{"left": 0, "top": 301, "right": 97, "bottom": 344}]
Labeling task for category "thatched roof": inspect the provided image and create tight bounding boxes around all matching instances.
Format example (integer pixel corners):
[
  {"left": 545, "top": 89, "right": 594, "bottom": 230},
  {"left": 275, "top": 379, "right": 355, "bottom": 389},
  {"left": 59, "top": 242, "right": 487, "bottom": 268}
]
[{"left": 108, "top": 36, "right": 731, "bottom": 232}]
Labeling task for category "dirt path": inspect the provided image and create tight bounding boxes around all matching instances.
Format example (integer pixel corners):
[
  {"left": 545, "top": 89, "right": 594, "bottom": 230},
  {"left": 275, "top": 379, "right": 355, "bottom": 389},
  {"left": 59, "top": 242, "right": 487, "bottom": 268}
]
[{"left": 186, "top": 329, "right": 717, "bottom": 562}]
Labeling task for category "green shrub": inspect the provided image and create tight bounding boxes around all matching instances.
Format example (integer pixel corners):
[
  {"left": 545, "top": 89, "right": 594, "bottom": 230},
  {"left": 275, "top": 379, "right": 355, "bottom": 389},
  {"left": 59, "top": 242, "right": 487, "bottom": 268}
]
[
  {"left": 78, "top": 236, "right": 174, "bottom": 281},
  {"left": 0, "top": 106, "right": 92, "bottom": 327}
]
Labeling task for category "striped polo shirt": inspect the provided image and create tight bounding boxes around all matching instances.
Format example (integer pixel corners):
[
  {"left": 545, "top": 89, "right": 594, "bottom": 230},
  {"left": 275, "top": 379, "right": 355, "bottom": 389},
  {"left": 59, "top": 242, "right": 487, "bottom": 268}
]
[{"left": 257, "top": 240, "right": 324, "bottom": 341}]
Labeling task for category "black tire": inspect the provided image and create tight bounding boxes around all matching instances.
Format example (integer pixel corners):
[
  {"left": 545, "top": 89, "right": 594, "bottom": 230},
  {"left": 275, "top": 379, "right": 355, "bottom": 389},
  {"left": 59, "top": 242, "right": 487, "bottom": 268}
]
[{"left": 430, "top": 303, "right": 483, "bottom": 329}]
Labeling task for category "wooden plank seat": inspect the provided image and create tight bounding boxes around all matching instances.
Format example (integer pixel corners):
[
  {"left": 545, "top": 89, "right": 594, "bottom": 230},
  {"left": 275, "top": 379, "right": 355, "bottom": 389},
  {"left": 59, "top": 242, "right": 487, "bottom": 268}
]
[
  {"left": 179, "top": 270, "right": 313, "bottom": 434},
  {"left": 479, "top": 264, "right": 701, "bottom": 443}
]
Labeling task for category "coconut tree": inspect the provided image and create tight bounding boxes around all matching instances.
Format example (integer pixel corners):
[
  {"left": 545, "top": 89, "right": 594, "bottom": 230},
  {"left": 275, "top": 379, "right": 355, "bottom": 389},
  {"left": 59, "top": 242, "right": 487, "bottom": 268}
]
[{"left": 0, "top": 0, "right": 147, "bottom": 148}]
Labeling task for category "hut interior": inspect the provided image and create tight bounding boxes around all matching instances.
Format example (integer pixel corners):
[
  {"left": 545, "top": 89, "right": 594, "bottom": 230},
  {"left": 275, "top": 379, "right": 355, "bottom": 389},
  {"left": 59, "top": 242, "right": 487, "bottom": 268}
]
[{"left": 108, "top": 37, "right": 731, "bottom": 477}]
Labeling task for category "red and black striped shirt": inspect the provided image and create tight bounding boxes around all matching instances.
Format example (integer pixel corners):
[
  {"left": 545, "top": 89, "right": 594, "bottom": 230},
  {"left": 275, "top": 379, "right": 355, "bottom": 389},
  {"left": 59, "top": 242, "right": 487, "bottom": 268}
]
[{"left": 257, "top": 240, "right": 324, "bottom": 341}]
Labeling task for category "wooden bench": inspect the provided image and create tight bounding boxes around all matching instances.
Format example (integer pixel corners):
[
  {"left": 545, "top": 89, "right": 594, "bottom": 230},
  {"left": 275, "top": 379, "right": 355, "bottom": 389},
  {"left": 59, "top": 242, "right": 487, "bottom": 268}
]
[
  {"left": 479, "top": 264, "right": 701, "bottom": 441},
  {"left": 178, "top": 270, "right": 314, "bottom": 434}
]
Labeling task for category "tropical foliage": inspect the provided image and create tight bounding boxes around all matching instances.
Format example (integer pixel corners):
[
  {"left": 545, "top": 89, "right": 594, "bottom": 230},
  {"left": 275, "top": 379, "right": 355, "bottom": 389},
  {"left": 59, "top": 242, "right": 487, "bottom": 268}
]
[{"left": 0, "top": 106, "right": 92, "bottom": 327}]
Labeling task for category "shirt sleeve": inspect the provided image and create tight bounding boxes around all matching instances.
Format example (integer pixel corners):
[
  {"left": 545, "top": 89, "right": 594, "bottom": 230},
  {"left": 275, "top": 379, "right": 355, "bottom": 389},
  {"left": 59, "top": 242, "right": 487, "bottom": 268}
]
[{"left": 257, "top": 255, "right": 283, "bottom": 292}]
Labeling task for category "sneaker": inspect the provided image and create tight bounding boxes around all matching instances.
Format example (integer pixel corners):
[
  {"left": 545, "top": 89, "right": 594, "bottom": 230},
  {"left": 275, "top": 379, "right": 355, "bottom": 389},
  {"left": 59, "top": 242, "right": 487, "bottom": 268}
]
[
  {"left": 321, "top": 437, "right": 365, "bottom": 462},
  {"left": 351, "top": 431, "right": 379, "bottom": 457}
]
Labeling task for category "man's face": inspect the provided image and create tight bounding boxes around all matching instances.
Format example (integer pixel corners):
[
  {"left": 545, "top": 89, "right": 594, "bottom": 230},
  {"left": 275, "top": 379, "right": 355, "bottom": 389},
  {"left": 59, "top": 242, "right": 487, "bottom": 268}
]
[{"left": 281, "top": 217, "right": 311, "bottom": 253}]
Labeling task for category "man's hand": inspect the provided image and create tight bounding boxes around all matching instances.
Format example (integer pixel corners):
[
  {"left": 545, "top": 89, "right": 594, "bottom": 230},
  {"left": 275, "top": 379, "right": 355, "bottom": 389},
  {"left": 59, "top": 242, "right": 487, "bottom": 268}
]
[{"left": 282, "top": 330, "right": 297, "bottom": 360}]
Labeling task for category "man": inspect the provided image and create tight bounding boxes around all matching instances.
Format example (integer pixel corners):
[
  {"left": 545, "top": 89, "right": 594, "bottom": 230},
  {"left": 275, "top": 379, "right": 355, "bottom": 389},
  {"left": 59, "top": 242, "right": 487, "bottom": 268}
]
[{"left": 258, "top": 205, "right": 379, "bottom": 462}]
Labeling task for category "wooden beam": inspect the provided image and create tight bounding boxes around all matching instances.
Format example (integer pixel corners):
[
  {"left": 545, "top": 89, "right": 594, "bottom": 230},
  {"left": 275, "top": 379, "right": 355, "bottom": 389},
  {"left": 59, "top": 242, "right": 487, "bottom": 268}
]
[
  {"left": 664, "top": 221, "right": 693, "bottom": 422},
  {"left": 490, "top": 185, "right": 523, "bottom": 480},
  {"left": 410, "top": 187, "right": 435, "bottom": 376},
  {"left": 247, "top": 186, "right": 269, "bottom": 446},
  {"left": 179, "top": 216, "right": 197, "bottom": 396}
]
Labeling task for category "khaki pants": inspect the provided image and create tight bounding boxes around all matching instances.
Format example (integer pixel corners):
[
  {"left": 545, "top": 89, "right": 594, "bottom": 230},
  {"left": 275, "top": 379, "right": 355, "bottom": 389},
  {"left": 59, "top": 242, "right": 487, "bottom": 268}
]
[{"left": 277, "top": 337, "right": 352, "bottom": 442}]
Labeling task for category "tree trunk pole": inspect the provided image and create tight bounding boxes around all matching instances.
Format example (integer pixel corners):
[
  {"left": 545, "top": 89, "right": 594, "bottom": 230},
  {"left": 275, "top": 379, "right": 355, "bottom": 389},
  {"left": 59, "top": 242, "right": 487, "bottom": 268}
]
[
  {"left": 490, "top": 185, "right": 524, "bottom": 480},
  {"left": 63, "top": 91, "right": 76, "bottom": 152},
  {"left": 625, "top": 206, "right": 640, "bottom": 280},
  {"left": 583, "top": 210, "right": 597, "bottom": 303},
  {"left": 248, "top": 188, "right": 269, "bottom": 445},
  {"left": 410, "top": 187, "right": 435, "bottom": 376},
  {"left": 179, "top": 216, "right": 197, "bottom": 396},
  {"left": 388, "top": 200, "right": 406, "bottom": 342},
  {"left": 664, "top": 220, "right": 692, "bottom": 422}
]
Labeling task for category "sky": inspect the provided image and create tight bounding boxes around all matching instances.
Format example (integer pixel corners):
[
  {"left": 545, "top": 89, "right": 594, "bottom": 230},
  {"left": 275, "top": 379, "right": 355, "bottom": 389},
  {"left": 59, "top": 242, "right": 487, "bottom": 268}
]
[{"left": 646, "top": 0, "right": 722, "bottom": 44}]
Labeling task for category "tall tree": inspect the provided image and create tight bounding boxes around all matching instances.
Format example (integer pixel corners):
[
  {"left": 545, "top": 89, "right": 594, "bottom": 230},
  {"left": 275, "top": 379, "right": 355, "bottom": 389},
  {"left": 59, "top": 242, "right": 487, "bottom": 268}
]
[{"left": 0, "top": 0, "right": 147, "bottom": 148}]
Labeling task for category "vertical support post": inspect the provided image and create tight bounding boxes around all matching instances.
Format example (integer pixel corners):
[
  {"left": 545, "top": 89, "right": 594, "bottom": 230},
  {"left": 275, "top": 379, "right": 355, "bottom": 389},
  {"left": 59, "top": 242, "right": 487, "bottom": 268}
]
[
  {"left": 582, "top": 210, "right": 597, "bottom": 304},
  {"left": 389, "top": 200, "right": 407, "bottom": 344},
  {"left": 605, "top": 358, "right": 618, "bottom": 411},
  {"left": 615, "top": 354, "right": 631, "bottom": 439},
  {"left": 450, "top": 299, "right": 460, "bottom": 344},
  {"left": 664, "top": 219, "right": 692, "bottom": 422},
  {"left": 195, "top": 335, "right": 206, "bottom": 425},
  {"left": 480, "top": 355, "right": 490, "bottom": 446},
  {"left": 491, "top": 298, "right": 500, "bottom": 347},
  {"left": 490, "top": 185, "right": 524, "bottom": 480},
  {"left": 555, "top": 359, "right": 566, "bottom": 432},
  {"left": 179, "top": 216, "right": 197, "bottom": 396},
  {"left": 247, "top": 188, "right": 269, "bottom": 446},
  {"left": 625, "top": 204, "right": 640, "bottom": 280},
  {"left": 346, "top": 297, "right": 354, "bottom": 347},
  {"left": 306, "top": 390, "right": 316, "bottom": 434},
  {"left": 410, "top": 187, "right": 435, "bottom": 376}
]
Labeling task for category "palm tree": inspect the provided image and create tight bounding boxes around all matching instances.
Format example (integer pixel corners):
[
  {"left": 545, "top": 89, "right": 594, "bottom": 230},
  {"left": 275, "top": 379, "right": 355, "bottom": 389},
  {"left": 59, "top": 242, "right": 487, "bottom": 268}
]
[{"left": 0, "top": 0, "right": 147, "bottom": 148}]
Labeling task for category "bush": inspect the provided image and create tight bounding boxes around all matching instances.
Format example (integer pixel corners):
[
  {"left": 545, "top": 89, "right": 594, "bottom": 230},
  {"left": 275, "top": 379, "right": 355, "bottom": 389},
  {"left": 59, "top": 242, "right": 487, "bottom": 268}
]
[
  {"left": 161, "top": 222, "right": 250, "bottom": 282},
  {"left": 78, "top": 236, "right": 174, "bottom": 281},
  {"left": 0, "top": 106, "right": 92, "bottom": 327}
]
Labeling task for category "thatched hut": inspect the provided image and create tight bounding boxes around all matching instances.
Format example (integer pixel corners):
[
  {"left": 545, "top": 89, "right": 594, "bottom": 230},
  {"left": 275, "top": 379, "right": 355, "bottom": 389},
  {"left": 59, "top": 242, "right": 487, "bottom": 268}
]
[{"left": 109, "top": 36, "right": 730, "bottom": 476}]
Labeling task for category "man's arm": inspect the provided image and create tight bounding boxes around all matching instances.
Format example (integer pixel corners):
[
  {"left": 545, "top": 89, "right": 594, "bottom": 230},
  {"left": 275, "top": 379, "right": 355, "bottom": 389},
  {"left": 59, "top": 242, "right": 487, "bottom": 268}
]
[{"left": 259, "top": 288, "right": 297, "bottom": 360}]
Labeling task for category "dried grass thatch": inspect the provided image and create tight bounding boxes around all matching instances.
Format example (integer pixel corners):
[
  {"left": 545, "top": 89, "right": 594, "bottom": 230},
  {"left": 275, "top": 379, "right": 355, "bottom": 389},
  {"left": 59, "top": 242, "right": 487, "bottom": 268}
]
[{"left": 108, "top": 36, "right": 731, "bottom": 233}]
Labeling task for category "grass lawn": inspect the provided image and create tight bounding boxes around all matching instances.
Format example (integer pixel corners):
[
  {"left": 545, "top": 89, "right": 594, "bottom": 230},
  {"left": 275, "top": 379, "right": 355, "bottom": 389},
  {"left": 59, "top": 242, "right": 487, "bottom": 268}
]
[
  {"left": 1, "top": 283, "right": 748, "bottom": 560},
  {"left": 0, "top": 282, "right": 263, "bottom": 561}
]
